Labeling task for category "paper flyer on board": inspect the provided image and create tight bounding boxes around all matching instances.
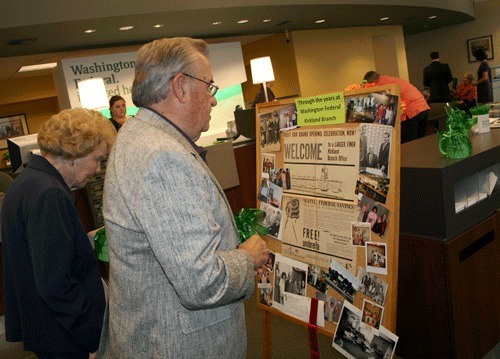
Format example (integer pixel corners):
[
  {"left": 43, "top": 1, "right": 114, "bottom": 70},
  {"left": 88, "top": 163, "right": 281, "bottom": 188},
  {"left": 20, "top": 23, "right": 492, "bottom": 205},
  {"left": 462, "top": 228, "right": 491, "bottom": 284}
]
[
  {"left": 280, "top": 193, "right": 356, "bottom": 268},
  {"left": 282, "top": 127, "right": 359, "bottom": 202}
]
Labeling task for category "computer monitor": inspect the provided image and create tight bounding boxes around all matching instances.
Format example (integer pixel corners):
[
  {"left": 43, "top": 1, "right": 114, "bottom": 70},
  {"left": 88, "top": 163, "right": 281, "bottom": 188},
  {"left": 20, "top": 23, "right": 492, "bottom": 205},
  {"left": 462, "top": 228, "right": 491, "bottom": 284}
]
[
  {"left": 7, "top": 133, "right": 39, "bottom": 174},
  {"left": 234, "top": 108, "right": 256, "bottom": 139}
]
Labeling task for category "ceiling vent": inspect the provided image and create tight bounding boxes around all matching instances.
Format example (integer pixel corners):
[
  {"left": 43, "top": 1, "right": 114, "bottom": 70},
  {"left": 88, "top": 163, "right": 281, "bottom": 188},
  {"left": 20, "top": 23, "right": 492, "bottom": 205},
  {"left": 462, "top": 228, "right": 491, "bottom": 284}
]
[{"left": 7, "top": 38, "right": 37, "bottom": 46}]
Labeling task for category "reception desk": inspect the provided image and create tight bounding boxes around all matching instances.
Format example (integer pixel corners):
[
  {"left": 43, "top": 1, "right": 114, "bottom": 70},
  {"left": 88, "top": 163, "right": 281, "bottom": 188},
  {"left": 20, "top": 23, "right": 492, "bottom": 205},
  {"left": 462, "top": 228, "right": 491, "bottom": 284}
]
[{"left": 397, "top": 131, "right": 499, "bottom": 359}]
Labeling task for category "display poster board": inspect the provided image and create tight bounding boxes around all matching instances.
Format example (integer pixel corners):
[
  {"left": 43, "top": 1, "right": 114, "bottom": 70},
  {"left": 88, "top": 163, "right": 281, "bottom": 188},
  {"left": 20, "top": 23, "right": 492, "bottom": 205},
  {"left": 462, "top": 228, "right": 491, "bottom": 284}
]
[{"left": 255, "top": 85, "right": 401, "bottom": 359}]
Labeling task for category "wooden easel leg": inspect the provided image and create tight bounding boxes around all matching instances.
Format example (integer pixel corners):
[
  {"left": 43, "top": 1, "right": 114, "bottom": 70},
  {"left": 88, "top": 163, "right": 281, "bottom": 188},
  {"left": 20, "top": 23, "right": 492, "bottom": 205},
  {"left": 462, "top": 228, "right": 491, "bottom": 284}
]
[{"left": 263, "top": 310, "right": 272, "bottom": 359}]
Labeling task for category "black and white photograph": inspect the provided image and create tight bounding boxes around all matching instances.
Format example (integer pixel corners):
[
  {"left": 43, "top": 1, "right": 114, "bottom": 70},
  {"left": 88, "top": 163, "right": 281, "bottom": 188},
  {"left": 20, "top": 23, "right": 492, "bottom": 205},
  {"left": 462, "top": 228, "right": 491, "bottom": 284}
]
[
  {"left": 259, "top": 202, "right": 283, "bottom": 239},
  {"left": 259, "top": 110, "right": 280, "bottom": 152},
  {"left": 325, "top": 260, "right": 361, "bottom": 303},
  {"left": 273, "top": 254, "right": 308, "bottom": 307},
  {"left": 366, "top": 242, "right": 388, "bottom": 275},
  {"left": 359, "top": 124, "right": 393, "bottom": 179},
  {"left": 351, "top": 222, "right": 371, "bottom": 246},
  {"left": 345, "top": 92, "right": 399, "bottom": 126},
  {"left": 357, "top": 267, "right": 388, "bottom": 306},
  {"left": 333, "top": 301, "right": 398, "bottom": 359}
]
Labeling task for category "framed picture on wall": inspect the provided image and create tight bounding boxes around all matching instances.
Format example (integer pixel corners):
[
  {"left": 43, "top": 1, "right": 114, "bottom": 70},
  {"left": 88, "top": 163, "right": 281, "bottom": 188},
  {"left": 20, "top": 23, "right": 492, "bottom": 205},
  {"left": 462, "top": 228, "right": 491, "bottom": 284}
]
[
  {"left": 467, "top": 35, "right": 494, "bottom": 62},
  {"left": 0, "top": 114, "right": 29, "bottom": 149}
]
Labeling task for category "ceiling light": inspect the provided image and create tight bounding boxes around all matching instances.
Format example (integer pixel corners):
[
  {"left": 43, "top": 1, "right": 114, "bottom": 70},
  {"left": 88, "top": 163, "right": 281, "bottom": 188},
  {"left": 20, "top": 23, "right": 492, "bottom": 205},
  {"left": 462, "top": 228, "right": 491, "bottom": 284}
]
[
  {"left": 84, "top": 29, "right": 96, "bottom": 33},
  {"left": 380, "top": 17, "right": 390, "bottom": 21},
  {"left": 213, "top": 21, "right": 222, "bottom": 25},
  {"left": 237, "top": 20, "right": 249, "bottom": 24},
  {"left": 119, "top": 26, "right": 134, "bottom": 31},
  {"left": 153, "top": 24, "right": 164, "bottom": 28},
  {"left": 18, "top": 62, "right": 58, "bottom": 73},
  {"left": 263, "top": 19, "right": 271, "bottom": 23},
  {"left": 315, "top": 19, "right": 325, "bottom": 24},
  {"left": 428, "top": 16, "right": 437, "bottom": 19}
]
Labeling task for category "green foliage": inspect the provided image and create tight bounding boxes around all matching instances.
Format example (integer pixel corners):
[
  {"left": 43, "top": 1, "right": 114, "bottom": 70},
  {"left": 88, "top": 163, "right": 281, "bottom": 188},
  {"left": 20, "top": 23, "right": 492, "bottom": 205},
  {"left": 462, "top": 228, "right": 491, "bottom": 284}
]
[{"left": 469, "top": 104, "right": 490, "bottom": 116}]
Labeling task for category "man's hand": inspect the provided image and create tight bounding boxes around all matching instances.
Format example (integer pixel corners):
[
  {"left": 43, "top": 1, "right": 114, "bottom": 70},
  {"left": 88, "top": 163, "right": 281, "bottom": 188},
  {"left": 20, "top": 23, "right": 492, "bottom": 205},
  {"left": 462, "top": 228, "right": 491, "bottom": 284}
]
[{"left": 239, "top": 234, "right": 269, "bottom": 271}]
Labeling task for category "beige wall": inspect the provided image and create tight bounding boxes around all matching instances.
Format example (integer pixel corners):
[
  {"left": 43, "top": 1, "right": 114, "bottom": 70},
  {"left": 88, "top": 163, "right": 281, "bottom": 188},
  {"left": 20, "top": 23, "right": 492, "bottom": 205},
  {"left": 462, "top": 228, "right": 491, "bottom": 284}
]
[
  {"left": 0, "top": 96, "right": 59, "bottom": 168},
  {"left": 405, "top": 0, "right": 499, "bottom": 92},
  {"left": 241, "top": 26, "right": 408, "bottom": 103},
  {"left": 291, "top": 26, "right": 408, "bottom": 97},
  {"left": 241, "top": 34, "right": 301, "bottom": 106}
]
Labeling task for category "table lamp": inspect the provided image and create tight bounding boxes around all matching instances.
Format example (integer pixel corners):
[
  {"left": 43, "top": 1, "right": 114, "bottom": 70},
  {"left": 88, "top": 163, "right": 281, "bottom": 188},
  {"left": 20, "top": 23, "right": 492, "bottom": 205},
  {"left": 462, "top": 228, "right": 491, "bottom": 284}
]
[
  {"left": 250, "top": 56, "right": 275, "bottom": 102},
  {"left": 78, "top": 78, "right": 108, "bottom": 110}
]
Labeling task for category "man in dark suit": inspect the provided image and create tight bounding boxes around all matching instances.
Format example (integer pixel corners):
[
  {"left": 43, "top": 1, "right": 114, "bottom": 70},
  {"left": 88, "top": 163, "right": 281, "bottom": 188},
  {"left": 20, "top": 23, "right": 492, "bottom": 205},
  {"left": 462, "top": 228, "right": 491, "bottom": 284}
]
[
  {"left": 365, "top": 146, "right": 378, "bottom": 168},
  {"left": 423, "top": 51, "right": 453, "bottom": 103},
  {"left": 378, "top": 132, "right": 390, "bottom": 176}
]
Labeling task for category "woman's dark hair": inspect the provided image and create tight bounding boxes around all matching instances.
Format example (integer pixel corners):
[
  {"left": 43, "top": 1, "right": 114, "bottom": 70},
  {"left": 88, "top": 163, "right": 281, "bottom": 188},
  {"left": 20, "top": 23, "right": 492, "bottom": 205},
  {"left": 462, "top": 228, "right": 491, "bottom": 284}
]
[
  {"left": 473, "top": 49, "right": 487, "bottom": 61},
  {"left": 109, "top": 95, "right": 125, "bottom": 108}
]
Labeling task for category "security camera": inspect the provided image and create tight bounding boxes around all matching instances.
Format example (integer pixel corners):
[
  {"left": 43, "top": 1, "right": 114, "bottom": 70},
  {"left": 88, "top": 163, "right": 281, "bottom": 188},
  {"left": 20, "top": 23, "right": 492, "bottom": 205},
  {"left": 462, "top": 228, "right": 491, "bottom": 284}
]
[{"left": 285, "top": 30, "right": 290, "bottom": 43}]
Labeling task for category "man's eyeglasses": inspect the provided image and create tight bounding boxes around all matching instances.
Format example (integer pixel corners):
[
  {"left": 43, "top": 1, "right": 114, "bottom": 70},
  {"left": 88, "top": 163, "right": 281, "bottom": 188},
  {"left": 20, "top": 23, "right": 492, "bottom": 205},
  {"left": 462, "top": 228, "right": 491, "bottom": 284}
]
[{"left": 183, "top": 73, "right": 219, "bottom": 97}]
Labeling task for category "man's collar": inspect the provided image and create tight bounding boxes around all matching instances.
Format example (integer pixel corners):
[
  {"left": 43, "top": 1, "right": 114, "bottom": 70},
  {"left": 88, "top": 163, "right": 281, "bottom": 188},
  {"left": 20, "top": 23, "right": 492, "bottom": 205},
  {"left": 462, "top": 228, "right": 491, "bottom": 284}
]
[{"left": 144, "top": 106, "right": 207, "bottom": 161}]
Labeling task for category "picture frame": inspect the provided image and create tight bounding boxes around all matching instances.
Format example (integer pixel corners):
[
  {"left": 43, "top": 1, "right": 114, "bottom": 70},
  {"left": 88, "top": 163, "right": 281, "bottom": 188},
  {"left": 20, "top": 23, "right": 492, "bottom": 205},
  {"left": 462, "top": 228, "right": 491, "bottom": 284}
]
[
  {"left": 467, "top": 35, "right": 494, "bottom": 62},
  {"left": 0, "top": 114, "right": 29, "bottom": 149}
]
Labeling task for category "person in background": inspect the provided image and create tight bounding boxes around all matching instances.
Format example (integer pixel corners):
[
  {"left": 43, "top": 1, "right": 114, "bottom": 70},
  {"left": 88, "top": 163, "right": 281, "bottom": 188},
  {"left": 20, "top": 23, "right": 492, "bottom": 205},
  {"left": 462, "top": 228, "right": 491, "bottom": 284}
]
[
  {"left": 423, "top": 51, "right": 453, "bottom": 103},
  {"left": 1, "top": 108, "right": 116, "bottom": 359},
  {"left": 108, "top": 95, "right": 130, "bottom": 131},
  {"left": 453, "top": 72, "right": 477, "bottom": 113},
  {"left": 473, "top": 49, "right": 494, "bottom": 104},
  {"left": 377, "top": 131, "right": 390, "bottom": 177},
  {"left": 100, "top": 37, "right": 268, "bottom": 358},
  {"left": 363, "top": 71, "right": 430, "bottom": 143},
  {"left": 252, "top": 81, "right": 276, "bottom": 107}
]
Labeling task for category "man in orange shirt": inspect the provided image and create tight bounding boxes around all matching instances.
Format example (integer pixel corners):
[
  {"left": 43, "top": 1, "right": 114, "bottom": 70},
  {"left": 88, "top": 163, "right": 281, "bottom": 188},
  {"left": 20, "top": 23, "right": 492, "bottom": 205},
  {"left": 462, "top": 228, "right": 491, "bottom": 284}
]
[{"left": 363, "top": 71, "right": 430, "bottom": 143}]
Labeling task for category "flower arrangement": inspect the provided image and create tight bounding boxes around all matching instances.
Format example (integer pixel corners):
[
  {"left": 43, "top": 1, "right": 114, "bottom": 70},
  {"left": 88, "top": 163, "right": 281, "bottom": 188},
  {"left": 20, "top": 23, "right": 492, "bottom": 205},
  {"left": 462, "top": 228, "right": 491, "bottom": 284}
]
[{"left": 438, "top": 108, "right": 477, "bottom": 159}]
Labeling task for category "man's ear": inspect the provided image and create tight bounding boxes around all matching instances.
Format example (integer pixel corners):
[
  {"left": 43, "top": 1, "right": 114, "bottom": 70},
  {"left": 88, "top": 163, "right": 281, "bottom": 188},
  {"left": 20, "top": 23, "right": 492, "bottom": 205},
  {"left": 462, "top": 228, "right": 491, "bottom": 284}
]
[{"left": 171, "top": 73, "right": 188, "bottom": 102}]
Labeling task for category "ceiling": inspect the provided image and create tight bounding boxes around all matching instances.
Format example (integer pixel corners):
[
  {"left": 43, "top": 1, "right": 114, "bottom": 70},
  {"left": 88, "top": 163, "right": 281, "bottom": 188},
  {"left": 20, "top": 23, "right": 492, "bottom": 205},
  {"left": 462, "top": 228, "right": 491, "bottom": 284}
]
[{"left": 0, "top": 1, "right": 478, "bottom": 81}]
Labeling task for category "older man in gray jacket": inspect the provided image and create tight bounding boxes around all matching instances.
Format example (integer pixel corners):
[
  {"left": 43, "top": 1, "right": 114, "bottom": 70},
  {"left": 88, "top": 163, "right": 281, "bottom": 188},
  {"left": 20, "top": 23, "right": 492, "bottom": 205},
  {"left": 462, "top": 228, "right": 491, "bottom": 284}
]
[{"left": 101, "top": 37, "right": 269, "bottom": 358}]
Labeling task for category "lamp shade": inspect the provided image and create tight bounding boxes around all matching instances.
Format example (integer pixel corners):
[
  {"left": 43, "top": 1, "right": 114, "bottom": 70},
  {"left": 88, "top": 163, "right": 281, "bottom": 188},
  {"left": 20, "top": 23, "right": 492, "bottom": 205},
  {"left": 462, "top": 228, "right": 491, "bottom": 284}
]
[
  {"left": 78, "top": 78, "right": 108, "bottom": 110},
  {"left": 250, "top": 56, "right": 275, "bottom": 84}
]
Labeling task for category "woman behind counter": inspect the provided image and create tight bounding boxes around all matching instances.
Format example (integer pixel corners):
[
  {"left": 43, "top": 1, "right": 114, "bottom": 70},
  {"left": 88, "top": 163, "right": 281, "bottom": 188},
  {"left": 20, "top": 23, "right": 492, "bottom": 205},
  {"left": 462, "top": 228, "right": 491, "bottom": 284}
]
[
  {"left": 453, "top": 72, "right": 477, "bottom": 113},
  {"left": 108, "top": 95, "right": 131, "bottom": 130},
  {"left": 1, "top": 108, "right": 116, "bottom": 359}
]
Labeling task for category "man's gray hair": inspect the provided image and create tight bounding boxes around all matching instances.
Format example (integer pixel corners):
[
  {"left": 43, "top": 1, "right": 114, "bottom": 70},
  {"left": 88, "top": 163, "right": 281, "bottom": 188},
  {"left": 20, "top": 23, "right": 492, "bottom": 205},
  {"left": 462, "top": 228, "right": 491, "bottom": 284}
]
[{"left": 132, "top": 37, "right": 209, "bottom": 107}]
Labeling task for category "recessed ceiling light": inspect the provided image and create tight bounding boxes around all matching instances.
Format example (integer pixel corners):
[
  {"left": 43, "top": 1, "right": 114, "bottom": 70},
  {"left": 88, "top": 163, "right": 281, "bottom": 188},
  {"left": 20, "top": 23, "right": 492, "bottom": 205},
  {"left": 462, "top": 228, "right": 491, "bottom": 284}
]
[
  {"left": 237, "top": 20, "right": 249, "bottom": 24},
  {"left": 119, "top": 26, "right": 134, "bottom": 31},
  {"left": 153, "top": 24, "right": 164, "bottom": 28},
  {"left": 213, "top": 21, "right": 222, "bottom": 25},
  {"left": 18, "top": 62, "right": 58, "bottom": 73},
  {"left": 84, "top": 29, "right": 96, "bottom": 34},
  {"left": 315, "top": 19, "right": 325, "bottom": 24},
  {"left": 428, "top": 15, "right": 437, "bottom": 19},
  {"left": 263, "top": 19, "right": 271, "bottom": 23},
  {"left": 380, "top": 17, "right": 390, "bottom": 21}
]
